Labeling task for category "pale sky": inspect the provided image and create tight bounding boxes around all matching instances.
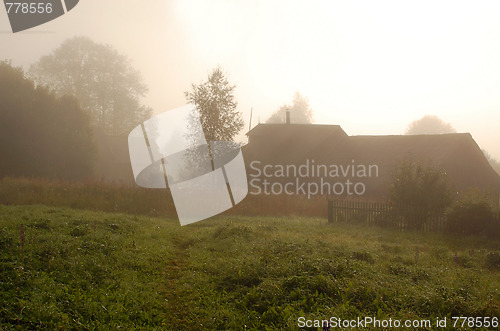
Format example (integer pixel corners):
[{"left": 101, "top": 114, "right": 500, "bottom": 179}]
[{"left": 1, "top": 0, "right": 500, "bottom": 159}]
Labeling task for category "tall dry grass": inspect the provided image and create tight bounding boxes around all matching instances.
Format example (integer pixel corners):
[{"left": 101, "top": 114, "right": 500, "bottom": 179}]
[
  {"left": 0, "top": 177, "right": 330, "bottom": 218},
  {"left": 0, "top": 177, "right": 176, "bottom": 217}
]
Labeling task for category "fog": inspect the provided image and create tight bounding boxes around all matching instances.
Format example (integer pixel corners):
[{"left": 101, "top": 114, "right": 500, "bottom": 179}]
[{"left": 1, "top": 0, "right": 500, "bottom": 159}]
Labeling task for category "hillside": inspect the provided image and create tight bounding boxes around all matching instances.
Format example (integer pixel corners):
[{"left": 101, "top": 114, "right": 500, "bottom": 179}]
[{"left": 1, "top": 205, "right": 499, "bottom": 329}]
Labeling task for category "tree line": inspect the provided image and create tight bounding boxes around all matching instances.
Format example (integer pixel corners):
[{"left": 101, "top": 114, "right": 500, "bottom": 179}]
[
  {"left": 0, "top": 37, "right": 244, "bottom": 181},
  {"left": 0, "top": 61, "right": 94, "bottom": 179},
  {"left": 1, "top": 36, "right": 155, "bottom": 180}
]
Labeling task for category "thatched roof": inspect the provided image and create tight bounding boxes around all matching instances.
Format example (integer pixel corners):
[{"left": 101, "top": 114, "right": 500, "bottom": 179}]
[{"left": 243, "top": 124, "right": 500, "bottom": 198}]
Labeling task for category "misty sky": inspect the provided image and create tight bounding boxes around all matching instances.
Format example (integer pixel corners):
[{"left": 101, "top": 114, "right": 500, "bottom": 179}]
[{"left": 1, "top": 0, "right": 500, "bottom": 159}]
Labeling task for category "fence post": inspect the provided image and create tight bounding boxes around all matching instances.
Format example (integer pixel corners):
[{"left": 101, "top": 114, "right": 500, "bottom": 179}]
[{"left": 328, "top": 200, "right": 333, "bottom": 224}]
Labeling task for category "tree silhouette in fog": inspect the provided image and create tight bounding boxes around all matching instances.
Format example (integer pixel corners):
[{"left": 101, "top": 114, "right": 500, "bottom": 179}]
[
  {"left": 30, "top": 37, "right": 152, "bottom": 135},
  {"left": 405, "top": 115, "right": 456, "bottom": 135},
  {"left": 267, "top": 91, "right": 313, "bottom": 124},
  {"left": 0, "top": 61, "right": 94, "bottom": 180},
  {"left": 185, "top": 67, "right": 243, "bottom": 143}
]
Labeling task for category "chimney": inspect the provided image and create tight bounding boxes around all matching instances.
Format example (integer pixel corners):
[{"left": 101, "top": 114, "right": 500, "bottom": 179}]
[{"left": 286, "top": 110, "right": 290, "bottom": 124}]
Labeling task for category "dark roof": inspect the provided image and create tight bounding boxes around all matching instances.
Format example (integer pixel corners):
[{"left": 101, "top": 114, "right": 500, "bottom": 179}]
[
  {"left": 245, "top": 124, "right": 348, "bottom": 161},
  {"left": 247, "top": 123, "right": 347, "bottom": 138}
]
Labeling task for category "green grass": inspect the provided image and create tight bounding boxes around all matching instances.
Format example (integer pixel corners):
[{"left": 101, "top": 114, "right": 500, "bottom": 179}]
[{"left": 1, "top": 204, "right": 500, "bottom": 330}]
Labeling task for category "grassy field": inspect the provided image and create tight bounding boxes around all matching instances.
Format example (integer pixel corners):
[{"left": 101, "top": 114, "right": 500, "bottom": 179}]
[{"left": 1, "top": 204, "right": 500, "bottom": 330}]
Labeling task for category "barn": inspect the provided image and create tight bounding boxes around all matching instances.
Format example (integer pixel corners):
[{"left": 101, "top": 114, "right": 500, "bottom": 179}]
[{"left": 242, "top": 123, "right": 500, "bottom": 199}]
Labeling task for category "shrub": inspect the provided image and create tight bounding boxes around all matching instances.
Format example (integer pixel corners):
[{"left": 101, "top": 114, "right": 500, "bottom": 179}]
[
  {"left": 389, "top": 157, "right": 452, "bottom": 230},
  {"left": 446, "top": 200, "right": 499, "bottom": 237}
]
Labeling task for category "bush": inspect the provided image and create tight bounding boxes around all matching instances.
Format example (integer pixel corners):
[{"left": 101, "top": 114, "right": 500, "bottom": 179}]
[
  {"left": 389, "top": 157, "right": 452, "bottom": 230},
  {"left": 446, "top": 200, "right": 500, "bottom": 237}
]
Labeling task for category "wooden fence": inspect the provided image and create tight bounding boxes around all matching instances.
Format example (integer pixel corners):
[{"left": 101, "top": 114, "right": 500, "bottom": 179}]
[{"left": 327, "top": 200, "right": 448, "bottom": 232}]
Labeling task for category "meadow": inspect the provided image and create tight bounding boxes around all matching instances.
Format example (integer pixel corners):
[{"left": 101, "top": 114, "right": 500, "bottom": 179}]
[{"left": 1, "top": 204, "right": 499, "bottom": 330}]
